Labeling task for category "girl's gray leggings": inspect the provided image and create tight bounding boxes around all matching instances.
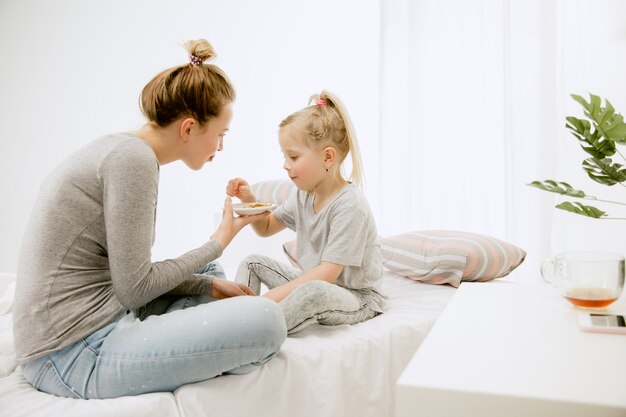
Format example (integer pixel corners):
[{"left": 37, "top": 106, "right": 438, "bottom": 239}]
[{"left": 235, "top": 254, "right": 379, "bottom": 334}]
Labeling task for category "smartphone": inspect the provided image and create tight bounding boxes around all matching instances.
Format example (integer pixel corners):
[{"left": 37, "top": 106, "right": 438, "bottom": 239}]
[{"left": 577, "top": 313, "right": 626, "bottom": 334}]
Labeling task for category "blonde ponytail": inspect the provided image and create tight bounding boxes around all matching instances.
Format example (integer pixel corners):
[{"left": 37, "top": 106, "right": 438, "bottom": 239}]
[{"left": 316, "top": 90, "right": 364, "bottom": 189}]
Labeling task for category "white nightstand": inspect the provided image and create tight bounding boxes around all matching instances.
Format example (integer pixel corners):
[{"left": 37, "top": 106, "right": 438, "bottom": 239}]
[{"left": 395, "top": 281, "right": 626, "bottom": 417}]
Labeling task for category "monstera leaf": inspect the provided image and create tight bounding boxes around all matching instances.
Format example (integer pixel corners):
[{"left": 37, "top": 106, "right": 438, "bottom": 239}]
[
  {"left": 571, "top": 94, "right": 626, "bottom": 145},
  {"left": 566, "top": 116, "right": 616, "bottom": 159},
  {"left": 582, "top": 158, "right": 626, "bottom": 186},
  {"left": 529, "top": 94, "right": 626, "bottom": 220},
  {"left": 528, "top": 180, "right": 591, "bottom": 199},
  {"left": 555, "top": 202, "right": 607, "bottom": 219}
]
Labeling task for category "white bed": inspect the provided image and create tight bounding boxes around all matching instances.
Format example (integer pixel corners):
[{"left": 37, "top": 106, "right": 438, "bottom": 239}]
[{"left": 0, "top": 270, "right": 456, "bottom": 417}]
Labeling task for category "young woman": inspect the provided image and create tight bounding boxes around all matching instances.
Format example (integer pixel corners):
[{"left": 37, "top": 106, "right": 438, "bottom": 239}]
[
  {"left": 227, "top": 91, "right": 385, "bottom": 334},
  {"left": 12, "top": 39, "right": 287, "bottom": 399}
]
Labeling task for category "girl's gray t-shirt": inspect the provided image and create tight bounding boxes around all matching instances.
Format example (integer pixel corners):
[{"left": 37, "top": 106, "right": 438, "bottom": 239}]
[
  {"left": 272, "top": 184, "right": 385, "bottom": 312},
  {"left": 13, "top": 133, "right": 223, "bottom": 364}
]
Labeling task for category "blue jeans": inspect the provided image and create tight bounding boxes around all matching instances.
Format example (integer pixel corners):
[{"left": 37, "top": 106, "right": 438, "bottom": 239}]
[{"left": 22, "top": 263, "right": 287, "bottom": 399}]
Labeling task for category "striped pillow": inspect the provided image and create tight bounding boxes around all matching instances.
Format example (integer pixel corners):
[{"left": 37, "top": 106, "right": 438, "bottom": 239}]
[
  {"left": 249, "top": 180, "right": 301, "bottom": 267},
  {"left": 250, "top": 180, "right": 296, "bottom": 205},
  {"left": 379, "top": 230, "right": 526, "bottom": 287},
  {"left": 283, "top": 239, "right": 299, "bottom": 269}
]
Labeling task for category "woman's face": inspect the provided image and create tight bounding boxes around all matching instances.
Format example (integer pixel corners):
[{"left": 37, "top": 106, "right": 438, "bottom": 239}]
[
  {"left": 184, "top": 103, "right": 233, "bottom": 170},
  {"left": 279, "top": 128, "right": 326, "bottom": 191}
]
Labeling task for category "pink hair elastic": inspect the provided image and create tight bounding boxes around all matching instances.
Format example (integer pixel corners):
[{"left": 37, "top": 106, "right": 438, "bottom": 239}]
[
  {"left": 189, "top": 55, "right": 203, "bottom": 66},
  {"left": 316, "top": 98, "right": 327, "bottom": 106}
]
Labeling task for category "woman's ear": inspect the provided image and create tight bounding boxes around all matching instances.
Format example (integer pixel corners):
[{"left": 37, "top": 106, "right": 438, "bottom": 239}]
[{"left": 179, "top": 118, "right": 196, "bottom": 142}]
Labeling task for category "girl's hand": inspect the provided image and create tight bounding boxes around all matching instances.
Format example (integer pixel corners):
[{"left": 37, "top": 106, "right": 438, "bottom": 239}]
[
  {"left": 262, "top": 285, "right": 291, "bottom": 303},
  {"left": 211, "top": 197, "right": 270, "bottom": 249},
  {"left": 226, "top": 177, "right": 256, "bottom": 203},
  {"left": 211, "top": 278, "right": 255, "bottom": 299}
]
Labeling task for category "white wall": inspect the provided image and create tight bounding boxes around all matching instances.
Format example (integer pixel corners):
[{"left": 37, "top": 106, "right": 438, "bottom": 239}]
[{"left": 0, "top": 0, "right": 379, "bottom": 271}]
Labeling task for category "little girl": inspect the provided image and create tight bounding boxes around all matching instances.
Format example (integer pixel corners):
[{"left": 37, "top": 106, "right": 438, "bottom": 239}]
[{"left": 227, "top": 90, "right": 385, "bottom": 334}]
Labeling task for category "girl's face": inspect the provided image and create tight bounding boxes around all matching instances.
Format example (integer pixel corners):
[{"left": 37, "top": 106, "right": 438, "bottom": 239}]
[
  {"left": 183, "top": 103, "right": 233, "bottom": 170},
  {"left": 279, "top": 128, "right": 326, "bottom": 191}
]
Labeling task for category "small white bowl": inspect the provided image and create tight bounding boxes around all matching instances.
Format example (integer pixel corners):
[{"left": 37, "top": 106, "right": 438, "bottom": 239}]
[{"left": 232, "top": 202, "right": 277, "bottom": 216}]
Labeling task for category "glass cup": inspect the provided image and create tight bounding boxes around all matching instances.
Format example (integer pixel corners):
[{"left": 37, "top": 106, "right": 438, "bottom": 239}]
[{"left": 541, "top": 251, "right": 625, "bottom": 309}]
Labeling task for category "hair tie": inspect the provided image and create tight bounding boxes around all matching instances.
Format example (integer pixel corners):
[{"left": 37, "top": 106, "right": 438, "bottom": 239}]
[
  {"left": 316, "top": 98, "right": 327, "bottom": 107},
  {"left": 189, "top": 55, "right": 203, "bottom": 66}
]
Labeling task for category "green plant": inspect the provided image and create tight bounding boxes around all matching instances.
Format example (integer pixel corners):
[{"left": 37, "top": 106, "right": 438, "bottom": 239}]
[{"left": 529, "top": 93, "right": 626, "bottom": 219}]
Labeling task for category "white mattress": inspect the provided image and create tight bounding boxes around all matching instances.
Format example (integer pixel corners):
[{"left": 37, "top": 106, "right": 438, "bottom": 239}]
[{"left": 0, "top": 271, "right": 456, "bottom": 417}]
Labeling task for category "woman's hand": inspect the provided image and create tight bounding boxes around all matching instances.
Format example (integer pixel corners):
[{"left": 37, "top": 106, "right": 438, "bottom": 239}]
[
  {"left": 211, "top": 197, "right": 270, "bottom": 249},
  {"left": 226, "top": 177, "right": 257, "bottom": 203},
  {"left": 211, "top": 278, "right": 255, "bottom": 299}
]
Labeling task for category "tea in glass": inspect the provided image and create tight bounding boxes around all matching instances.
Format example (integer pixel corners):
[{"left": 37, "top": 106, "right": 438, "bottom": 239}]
[{"left": 541, "top": 252, "right": 625, "bottom": 309}]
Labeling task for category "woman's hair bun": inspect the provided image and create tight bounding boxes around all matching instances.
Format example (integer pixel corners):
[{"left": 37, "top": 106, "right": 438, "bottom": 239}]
[
  {"left": 141, "top": 39, "right": 234, "bottom": 126},
  {"left": 184, "top": 39, "right": 216, "bottom": 64}
]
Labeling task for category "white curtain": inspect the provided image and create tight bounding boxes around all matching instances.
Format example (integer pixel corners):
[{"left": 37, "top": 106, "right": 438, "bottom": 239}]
[
  {"left": 551, "top": 0, "right": 626, "bottom": 259},
  {"left": 377, "top": 0, "right": 626, "bottom": 280}
]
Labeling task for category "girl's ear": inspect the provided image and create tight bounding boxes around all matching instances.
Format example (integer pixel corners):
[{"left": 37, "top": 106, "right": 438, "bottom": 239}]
[{"left": 323, "top": 146, "right": 337, "bottom": 164}]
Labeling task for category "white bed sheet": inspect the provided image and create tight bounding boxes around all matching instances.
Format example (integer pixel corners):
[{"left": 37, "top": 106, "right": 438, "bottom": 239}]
[
  {"left": 0, "top": 370, "right": 179, "bottom": 417},
  {"left": 173, "top": 272, "right": 456, "bottom": 417},
  {"left": 0, "top": 271, "right": 456, "bottom": 417}
]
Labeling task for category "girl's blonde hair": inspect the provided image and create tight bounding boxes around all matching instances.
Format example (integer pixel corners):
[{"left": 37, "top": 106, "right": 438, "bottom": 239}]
[
  {"left": 279, "top": 90, "right": 364, "bottom": 189},
  {"left": 140, "top": 39, "right": 235, "bottom": 127}
]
